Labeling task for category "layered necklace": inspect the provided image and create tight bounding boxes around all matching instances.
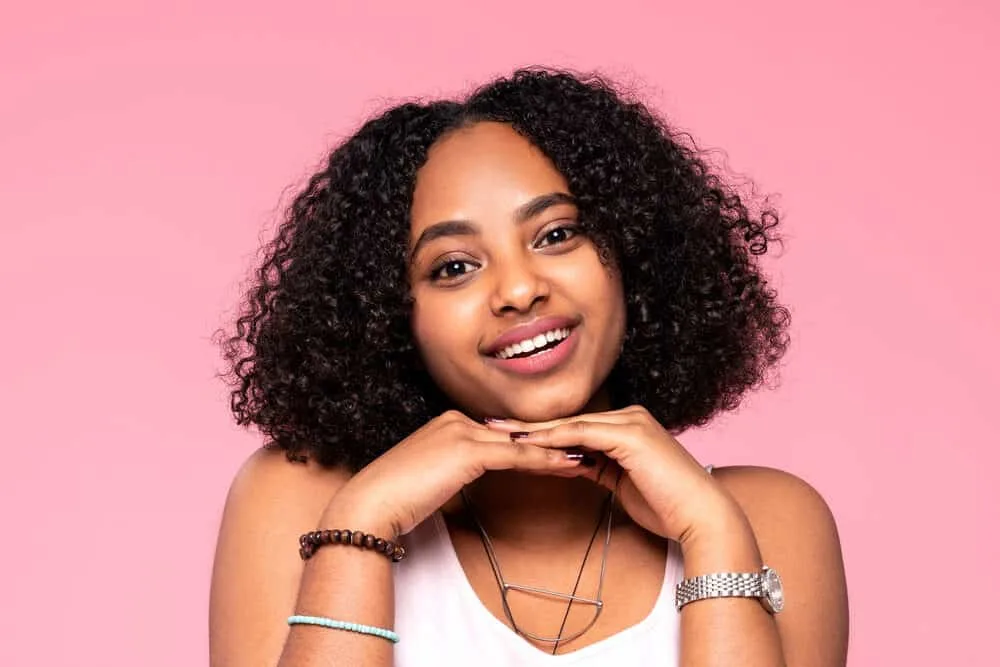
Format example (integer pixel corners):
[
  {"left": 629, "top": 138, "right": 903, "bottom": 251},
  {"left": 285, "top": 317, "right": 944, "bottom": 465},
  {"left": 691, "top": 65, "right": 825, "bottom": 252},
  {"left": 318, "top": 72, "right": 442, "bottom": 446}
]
[{"left": 460, "top": 483, "right": 617, "bottom": 654}]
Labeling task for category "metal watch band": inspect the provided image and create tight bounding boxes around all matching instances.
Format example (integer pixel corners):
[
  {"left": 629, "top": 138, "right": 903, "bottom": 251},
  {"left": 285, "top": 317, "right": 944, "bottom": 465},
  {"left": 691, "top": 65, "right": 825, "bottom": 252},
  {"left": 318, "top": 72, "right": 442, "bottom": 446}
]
[{"left": 674, "top": 571, "right": 764, "bottom": 611}]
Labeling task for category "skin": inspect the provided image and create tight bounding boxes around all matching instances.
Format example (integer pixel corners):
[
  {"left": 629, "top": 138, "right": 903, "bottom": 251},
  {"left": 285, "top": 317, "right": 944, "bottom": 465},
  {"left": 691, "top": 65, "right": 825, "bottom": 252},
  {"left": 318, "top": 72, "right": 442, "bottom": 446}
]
[{"left": 210, "top": 122, "right": 849, "bottom": 667}]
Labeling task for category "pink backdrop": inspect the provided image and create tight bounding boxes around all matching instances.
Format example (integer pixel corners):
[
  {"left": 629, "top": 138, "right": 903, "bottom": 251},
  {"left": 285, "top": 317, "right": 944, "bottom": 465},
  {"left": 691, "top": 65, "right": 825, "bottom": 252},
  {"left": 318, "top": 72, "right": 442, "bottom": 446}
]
[{"left": 2, "top": 1, "right": 997, "bottom": 665}]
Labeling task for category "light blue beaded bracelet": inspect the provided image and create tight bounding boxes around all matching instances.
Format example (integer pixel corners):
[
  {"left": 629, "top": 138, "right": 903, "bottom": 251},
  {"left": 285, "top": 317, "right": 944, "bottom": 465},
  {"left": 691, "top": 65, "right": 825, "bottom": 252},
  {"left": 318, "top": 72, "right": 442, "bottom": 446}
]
[{"left": 287, "top": 614, "right": 400, "bottom": 644}]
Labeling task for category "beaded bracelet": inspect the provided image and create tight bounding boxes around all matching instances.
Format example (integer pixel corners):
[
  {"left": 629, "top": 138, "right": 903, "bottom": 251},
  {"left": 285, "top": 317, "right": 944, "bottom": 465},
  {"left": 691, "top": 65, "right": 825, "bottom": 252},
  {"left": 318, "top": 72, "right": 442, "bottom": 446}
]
[
  {"left": 299, "top": 528, "right": 407, "bottom": 562},
  {"left": 288, "top": 614, "right": 400, "bottom": 643}
]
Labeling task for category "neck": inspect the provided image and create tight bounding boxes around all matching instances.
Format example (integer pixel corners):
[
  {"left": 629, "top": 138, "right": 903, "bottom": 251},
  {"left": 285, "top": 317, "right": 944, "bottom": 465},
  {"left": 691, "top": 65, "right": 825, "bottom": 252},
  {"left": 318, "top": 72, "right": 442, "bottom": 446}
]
[
  {"left": 464, "top": 473, "right": 611, "bottom": 546},
  {"left": 453, "top": 387, "right": 616, "bottom": 545}
]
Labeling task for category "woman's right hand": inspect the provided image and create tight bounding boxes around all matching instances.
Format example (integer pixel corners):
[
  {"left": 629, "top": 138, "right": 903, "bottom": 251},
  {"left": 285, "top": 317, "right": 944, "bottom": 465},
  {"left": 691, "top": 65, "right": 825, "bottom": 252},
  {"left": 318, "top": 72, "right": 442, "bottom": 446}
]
[{"left": 320, "top": 410, "right": 585, "bottom": 537}]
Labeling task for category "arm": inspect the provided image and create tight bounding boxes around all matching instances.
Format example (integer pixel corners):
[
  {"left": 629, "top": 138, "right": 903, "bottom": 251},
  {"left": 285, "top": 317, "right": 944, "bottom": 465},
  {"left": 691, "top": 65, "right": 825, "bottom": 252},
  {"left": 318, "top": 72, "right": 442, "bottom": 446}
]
[
  {"left": 680, "top": 465, "right": 849, "bottom": 667},
  {"left": 210, "top": 413, "right": 582, "bottom": 667},
  {"left": 209, "top": 447, "right": 396, "bottom": 667},
  {"left": 479, "top": 408, "right": 849, "bottom": 665}
]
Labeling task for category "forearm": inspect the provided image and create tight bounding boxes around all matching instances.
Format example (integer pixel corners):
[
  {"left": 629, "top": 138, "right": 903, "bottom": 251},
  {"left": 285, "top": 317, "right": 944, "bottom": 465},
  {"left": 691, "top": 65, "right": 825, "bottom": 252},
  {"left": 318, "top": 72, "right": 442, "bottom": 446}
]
[
  {"left": 678, "top": 509, "right": 785, "bottom": 667},
  {"left": 278, "top": 514, "right": 396, "bottom": 667}
]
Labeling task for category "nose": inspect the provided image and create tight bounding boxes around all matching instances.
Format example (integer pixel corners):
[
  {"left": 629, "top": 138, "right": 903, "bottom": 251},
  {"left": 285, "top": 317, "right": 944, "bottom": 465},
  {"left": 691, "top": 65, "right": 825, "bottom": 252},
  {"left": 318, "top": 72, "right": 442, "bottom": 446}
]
[{"left": 489, "top": 254, "right": 550, "bottom": 315}]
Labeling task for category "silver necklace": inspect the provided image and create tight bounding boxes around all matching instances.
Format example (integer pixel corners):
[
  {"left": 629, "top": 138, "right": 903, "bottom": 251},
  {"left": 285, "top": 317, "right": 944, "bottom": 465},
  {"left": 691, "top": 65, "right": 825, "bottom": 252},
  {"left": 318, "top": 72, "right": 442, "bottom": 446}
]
[{"left": 460, "top": 485, "right": 616, "bottom": 652}]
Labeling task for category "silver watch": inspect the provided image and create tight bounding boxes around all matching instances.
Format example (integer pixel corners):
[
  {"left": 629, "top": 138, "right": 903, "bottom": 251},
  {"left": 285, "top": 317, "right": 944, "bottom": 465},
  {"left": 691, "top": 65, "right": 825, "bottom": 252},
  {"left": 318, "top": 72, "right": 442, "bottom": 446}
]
[{"left": 674, "top": 565, "right": 784, "bottom": 614}]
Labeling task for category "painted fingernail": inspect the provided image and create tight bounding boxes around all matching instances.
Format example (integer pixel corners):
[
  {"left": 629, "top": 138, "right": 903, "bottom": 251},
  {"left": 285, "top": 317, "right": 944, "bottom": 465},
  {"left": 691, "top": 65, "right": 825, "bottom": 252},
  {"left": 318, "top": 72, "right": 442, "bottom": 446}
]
[
  {"left": 510, "top": 431, "right": 530, "bottom": 441},
  {"left": 564, "top": 451, "right": 597, "bottom": 466}
]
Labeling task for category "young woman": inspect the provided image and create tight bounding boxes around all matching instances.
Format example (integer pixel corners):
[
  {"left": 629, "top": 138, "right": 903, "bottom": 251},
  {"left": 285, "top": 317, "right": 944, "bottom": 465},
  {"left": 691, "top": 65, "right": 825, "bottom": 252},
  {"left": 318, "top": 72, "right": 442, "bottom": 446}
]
[{"left": 210, "top": 68, "right": 849, "bottom": 666}]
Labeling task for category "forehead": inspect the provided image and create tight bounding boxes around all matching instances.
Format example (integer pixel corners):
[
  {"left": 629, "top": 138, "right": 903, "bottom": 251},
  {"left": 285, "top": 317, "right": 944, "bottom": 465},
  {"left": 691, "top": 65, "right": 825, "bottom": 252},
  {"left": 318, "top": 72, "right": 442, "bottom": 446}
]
[{"left": 410, "top": 122, "right": 570, "bottom": 234}]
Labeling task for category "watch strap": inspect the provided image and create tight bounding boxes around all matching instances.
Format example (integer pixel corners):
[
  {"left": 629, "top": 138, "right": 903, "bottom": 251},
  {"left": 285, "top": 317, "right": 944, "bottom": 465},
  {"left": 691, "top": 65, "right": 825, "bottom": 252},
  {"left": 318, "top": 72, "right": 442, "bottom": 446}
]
[{"left": 674, "top": 571, "right": 764, "bottom": 610}]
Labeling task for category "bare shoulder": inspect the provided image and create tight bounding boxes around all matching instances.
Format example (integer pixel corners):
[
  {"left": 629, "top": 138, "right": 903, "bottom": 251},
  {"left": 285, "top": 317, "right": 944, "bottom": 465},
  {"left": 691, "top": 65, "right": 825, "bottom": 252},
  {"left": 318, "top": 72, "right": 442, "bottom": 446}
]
[
  {"left": 711, "top": 465, "right": 838, "bottom": 534},
  {"left": 710, "top": 464, "right": 843, "bottom": 567},
  {"left": 226, "top": 445, "right": 351, "bottom": 512},
  {"left": 209, "top": 447, "right": 352, "bottom": 667},
  {"left": 712, "top": 465, "right": 850, "bottom": 666}
]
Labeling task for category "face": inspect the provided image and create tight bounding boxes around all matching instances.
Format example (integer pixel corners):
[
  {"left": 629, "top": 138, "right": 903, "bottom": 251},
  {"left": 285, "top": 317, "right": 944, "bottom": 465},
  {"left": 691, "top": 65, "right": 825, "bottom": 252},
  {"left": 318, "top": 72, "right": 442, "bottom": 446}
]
[{"left": 408, "top": 122, "right": 626, "bottom": 421}]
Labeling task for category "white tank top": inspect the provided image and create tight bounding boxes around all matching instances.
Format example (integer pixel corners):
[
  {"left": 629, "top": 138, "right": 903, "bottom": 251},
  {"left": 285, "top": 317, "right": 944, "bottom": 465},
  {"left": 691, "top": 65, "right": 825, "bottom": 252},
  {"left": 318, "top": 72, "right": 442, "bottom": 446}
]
[{"left": 393, "top": 511, "right": 684, "bottom": 665}]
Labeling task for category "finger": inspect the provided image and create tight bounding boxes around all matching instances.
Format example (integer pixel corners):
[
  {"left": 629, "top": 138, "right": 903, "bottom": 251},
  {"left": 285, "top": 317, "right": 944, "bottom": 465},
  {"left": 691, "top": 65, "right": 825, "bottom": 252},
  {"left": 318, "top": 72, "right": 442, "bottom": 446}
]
[
  {"left": 472, "top": 437, "right": 589, "bottom": 475},
  {"left": 469, "top": 427, "right": 531, "bottom": 444},
  {"left": 510, "top": 420, "right": 634, "bottom": 459},
  {"left": 570, "top": 457, "right": 635, "bottom": 502},
  {"left": 483, "top": 411, "right": 630, "bottom": 433},
  {"left": 572, "top": 453, "right": 618, "bottom": 489}
]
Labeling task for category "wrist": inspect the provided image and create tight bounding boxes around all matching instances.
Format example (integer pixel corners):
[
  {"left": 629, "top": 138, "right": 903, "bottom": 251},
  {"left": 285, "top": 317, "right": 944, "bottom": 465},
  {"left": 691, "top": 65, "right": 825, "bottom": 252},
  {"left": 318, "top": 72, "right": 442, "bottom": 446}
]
[
  {"left": 679, "top": 497, "right": 763, "bottom": 576},
  {"left": 321, "top": 494, "right": 398, "bottom": 539}
]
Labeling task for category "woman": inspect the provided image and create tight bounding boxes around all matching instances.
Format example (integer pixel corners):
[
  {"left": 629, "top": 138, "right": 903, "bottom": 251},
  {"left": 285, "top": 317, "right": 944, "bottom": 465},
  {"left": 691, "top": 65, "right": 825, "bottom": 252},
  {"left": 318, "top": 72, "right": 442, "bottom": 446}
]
[{"left": 210, "top": 68, "right": 849, "bottom": 666}]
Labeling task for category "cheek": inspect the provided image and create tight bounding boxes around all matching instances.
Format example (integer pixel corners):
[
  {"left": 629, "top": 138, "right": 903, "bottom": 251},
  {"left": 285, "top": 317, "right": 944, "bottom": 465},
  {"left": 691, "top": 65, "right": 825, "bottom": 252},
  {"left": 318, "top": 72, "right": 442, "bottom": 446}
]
[
  {"left": 410, "top": 298, "right": 442, "bottom": 359},
  {"left": 563, "top": 251, "right": 625, "bottom": 316},
  {"left": 602, "top": 275, "right": 627, "bottom": 348},
  {"left": 576, "top": 257, "right": 626, "bottom": 346},
  {"left": 410, "top": 292, "right": 481, "bottom": 362},
  {"left": 608, "top": 271, "right": 626, "bottom": 324}
]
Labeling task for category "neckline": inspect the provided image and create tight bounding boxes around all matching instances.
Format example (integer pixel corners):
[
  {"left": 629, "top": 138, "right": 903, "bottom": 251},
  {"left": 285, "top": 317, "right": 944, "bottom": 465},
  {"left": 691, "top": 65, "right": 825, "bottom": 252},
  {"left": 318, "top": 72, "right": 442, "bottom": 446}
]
[{"left": 431, "top": 510, "right": 679, "bottom": 662}]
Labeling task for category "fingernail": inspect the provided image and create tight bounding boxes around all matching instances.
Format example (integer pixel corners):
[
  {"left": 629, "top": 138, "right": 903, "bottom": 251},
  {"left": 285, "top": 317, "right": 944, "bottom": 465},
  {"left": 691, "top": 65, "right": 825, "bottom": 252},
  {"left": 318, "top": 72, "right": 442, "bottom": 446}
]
[
  {"left": 510, "top": 431, "right": 530, "bottom": 441},
  {"left": 564, "top": 451, "right": 596, "bottom": 466},
  {"left": 483, "top": 417, "right": 506, "bottom": 424}
]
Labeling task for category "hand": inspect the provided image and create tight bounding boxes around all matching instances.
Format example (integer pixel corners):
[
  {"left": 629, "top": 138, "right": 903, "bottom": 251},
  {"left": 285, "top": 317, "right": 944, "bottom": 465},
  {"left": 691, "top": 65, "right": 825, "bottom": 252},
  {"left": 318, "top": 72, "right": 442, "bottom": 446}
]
[
  {"left": 323, "top": 411, "right": 589, "bottom": 537},
  {"left": 485, "top": 405, "right": 745, "bottom": 546}
]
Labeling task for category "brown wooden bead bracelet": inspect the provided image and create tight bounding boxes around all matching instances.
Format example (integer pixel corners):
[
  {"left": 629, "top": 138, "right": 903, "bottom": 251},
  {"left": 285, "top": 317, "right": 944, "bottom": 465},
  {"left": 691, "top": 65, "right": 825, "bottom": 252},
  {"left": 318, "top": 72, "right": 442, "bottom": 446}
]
[{"left": 299, "top": 529, "right": 406, "bottom": 562}]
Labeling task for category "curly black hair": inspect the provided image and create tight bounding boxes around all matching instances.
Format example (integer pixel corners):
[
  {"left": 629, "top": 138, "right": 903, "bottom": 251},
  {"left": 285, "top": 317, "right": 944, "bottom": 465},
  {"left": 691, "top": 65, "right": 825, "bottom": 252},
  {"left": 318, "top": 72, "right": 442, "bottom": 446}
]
[{"left": 217, "top": 67, "right": 790, "bottom": 472}]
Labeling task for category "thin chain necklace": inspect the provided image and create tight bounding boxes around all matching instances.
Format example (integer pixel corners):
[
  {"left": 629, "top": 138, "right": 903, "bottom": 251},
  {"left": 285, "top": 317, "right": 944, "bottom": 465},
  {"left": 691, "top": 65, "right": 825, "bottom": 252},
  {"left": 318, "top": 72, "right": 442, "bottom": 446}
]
[{"left": 460, "top": 486, "right": 616, "bottom": 653}]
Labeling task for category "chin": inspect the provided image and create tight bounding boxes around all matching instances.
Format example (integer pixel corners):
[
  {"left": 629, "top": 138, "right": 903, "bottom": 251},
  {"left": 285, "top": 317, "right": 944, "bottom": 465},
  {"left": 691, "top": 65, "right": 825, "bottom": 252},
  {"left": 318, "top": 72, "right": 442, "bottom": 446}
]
[{"left": 500, "top": 390, "right": 593, "bottom": 422}]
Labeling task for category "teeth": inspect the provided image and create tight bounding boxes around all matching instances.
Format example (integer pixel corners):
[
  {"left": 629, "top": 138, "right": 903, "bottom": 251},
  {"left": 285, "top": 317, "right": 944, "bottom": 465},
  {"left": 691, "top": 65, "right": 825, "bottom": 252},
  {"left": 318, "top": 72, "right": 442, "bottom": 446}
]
[{"left": 496, "top": 328, "right": 571, "bottom": 359}]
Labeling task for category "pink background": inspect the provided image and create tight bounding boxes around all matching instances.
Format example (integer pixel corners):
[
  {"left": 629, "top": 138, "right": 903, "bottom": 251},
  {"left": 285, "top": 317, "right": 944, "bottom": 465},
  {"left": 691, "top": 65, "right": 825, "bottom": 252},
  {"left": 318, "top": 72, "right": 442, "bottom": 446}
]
[{"left": 2, "top": 1, "right": 997, "bottom": 665}]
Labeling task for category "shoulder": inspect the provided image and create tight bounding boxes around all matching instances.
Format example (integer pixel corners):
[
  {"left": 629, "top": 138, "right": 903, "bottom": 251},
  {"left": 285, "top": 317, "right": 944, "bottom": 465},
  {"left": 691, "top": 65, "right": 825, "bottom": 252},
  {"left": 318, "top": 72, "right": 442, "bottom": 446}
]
[
  {"left": 711, "top": 464, "right": 842, "bottom": 560},
  {"left": 225, "top": 445, "right": 352, "bottom": 513},
  {"left": 711, "top": 465, "right": 836, "bottom": 526},
  {"left": 209, "top": 447, "right": 352, "bottom": 666},
  {"left": 213, "top": 445, "right": 352, "bottom": 582}
]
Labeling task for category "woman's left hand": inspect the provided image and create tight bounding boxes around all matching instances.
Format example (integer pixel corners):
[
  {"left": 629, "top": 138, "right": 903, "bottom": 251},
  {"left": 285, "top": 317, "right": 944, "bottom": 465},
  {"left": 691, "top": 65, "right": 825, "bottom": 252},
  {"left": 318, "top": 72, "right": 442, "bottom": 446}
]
[{"left": 485, "top": 405, "right": 747, "bottom": 547}]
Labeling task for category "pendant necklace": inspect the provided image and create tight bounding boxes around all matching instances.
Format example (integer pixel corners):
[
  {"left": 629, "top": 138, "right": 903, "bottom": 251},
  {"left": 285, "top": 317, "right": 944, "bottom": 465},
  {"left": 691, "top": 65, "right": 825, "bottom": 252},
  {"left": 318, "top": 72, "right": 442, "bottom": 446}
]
[{"left": 460, "top": 483, "right": 617, "bottom": 654}]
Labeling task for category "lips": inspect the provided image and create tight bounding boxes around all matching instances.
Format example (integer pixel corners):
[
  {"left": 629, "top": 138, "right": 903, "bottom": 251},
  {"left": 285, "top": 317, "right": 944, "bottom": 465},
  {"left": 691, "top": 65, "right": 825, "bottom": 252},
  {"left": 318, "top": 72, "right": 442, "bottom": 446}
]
[
  {"left": 486, "top": 326, "right": 581, "bottom": 376},
  {"left": 482, "top": 315, "right": 579, "bottom": 357}
]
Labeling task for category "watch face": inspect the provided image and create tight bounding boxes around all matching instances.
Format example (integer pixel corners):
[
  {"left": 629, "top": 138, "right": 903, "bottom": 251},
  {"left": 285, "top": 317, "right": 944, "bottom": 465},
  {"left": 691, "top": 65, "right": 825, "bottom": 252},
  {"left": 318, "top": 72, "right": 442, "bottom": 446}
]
[{"left": 761, "top": 567, "right": 785, "bottom": 613}]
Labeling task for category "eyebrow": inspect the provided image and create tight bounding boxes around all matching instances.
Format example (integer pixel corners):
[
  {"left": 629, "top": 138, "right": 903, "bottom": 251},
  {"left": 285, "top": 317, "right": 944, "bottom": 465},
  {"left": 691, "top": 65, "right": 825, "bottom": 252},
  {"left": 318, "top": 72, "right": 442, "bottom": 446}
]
[
  {"left": 514, "top": 192, "right": 577, "bottom": 224},
  {"left": 409, "top": 191, "right": 577, "bottom": 262}
]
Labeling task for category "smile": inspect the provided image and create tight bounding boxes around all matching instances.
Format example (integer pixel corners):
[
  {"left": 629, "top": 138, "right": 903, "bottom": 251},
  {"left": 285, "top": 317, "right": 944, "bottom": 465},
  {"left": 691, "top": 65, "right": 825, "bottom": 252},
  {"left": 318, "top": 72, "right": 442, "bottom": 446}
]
[
  {"left": 486, "top": 326, "right": 580, "bottom": 376},
  {"left": 494, "top": 327, "right": 571, "bottom": 359}
]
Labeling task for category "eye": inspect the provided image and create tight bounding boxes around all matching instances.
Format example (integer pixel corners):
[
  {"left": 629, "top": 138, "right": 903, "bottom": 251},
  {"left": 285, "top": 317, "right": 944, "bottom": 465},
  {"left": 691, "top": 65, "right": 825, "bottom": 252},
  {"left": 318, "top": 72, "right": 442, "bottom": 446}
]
[
  {"left": 535, "top": 224, "right": 580, "bottom": 249},
  {"left": 429, "top": 259, "right": 478, "bottom": 283}
]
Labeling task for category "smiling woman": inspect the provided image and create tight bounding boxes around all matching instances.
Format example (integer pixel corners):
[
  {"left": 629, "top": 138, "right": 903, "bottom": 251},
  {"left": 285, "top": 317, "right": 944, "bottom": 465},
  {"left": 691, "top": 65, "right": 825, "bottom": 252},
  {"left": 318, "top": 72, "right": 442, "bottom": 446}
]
[{"left": 210, "top": 68, "right": 848, "bottom": 667}]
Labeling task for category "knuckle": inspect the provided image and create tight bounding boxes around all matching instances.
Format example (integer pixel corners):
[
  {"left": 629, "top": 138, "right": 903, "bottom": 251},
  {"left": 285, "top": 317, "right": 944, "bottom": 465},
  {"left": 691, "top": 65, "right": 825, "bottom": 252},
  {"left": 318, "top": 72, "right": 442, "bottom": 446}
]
[
  {"left": 443, "top": 409, "right": 466, "bottom": 423},
  {"left": 626, "top": 408, "right": 652, "bottom": 428}
]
